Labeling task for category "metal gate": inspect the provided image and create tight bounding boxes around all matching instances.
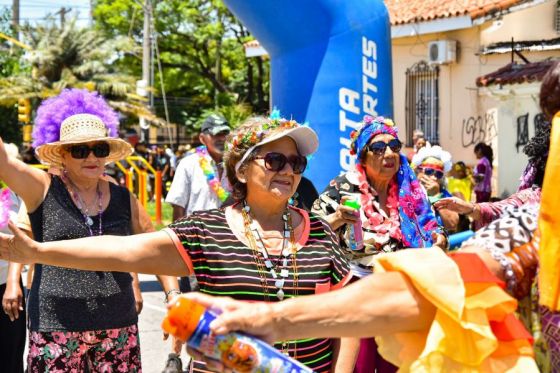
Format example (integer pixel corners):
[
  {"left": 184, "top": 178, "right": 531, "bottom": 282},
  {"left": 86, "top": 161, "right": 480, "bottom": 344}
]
[{"left": 405, "top": 61, "right": 440, "bottom": 145}]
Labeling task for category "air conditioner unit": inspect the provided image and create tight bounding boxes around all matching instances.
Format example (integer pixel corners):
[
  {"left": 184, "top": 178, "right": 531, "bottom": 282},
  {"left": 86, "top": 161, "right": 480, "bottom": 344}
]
[{"left": 428, "top": 40, "right": 457, "bottom": 64}]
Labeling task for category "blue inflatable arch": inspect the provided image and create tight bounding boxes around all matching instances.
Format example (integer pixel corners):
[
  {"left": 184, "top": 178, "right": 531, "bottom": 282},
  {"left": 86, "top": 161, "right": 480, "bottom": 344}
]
[{"left": 223, "top": 0, "right": 393, "bottom": 191}]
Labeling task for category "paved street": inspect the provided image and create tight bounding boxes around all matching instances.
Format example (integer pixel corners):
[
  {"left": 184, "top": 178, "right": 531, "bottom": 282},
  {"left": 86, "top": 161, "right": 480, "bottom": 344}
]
[{"left": 138, "top": 274, "right": 190, "bottom": 373}]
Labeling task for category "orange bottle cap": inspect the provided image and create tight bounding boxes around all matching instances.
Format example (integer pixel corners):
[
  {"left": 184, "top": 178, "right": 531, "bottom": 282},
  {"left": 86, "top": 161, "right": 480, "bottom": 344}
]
[{"left": 162, "top": 297, "right": 206, "bottom": 341}]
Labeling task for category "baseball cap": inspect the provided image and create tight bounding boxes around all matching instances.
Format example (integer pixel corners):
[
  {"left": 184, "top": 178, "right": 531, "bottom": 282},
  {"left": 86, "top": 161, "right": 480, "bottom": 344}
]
[{"left": 201, "top": 114, "right": 230, "bottom": 136}]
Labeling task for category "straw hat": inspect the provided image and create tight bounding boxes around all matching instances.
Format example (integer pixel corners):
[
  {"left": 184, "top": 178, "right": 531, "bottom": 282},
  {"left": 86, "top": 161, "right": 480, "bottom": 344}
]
[{"left": 35, "top": 114, "right": 133, "bottom": 167}]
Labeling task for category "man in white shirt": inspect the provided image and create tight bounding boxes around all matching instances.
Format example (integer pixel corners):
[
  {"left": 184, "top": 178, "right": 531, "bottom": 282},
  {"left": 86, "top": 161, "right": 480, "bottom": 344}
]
[{"left": 166, "top": 114, "right": 231, "bottom": 220}]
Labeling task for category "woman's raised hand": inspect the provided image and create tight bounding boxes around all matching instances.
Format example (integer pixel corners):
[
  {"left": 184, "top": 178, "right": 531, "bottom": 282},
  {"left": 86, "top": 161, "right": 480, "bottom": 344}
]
[
  {"left": 0, "top": 221, "right": 39, "bottom": 264},
  {"left": 418, "top": 174, "right": 440, "bottom": 196},
  {"left": 325, "top": 195, "right": 360, "bottom": 231},
  {"left": 434, "top": 197, "right": 475, "bottom": 215}
]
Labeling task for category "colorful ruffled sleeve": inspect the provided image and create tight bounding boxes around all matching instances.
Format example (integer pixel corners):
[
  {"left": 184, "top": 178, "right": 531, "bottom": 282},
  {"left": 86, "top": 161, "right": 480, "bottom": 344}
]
[{"left": 373, "top": 249, "right": 537, "bottom": 372}]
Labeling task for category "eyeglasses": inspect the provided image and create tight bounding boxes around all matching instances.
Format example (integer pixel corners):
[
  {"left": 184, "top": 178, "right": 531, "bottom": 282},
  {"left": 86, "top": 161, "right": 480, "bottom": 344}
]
[
  {"left": 254, "top": 152, "right": 307, "bottom": 174},
  {"left": 419, "top": 167, "right": 444, "bottom": 179},
  {"left": 367, "top": 139, "right": 402, "bottom": 156},
  {"left": 67, "top": 142, "right": 110, "bottom": 159}
]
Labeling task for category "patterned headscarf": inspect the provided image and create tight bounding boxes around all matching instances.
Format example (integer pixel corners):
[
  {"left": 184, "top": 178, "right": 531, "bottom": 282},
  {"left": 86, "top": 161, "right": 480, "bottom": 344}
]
[
  {"left": 351, "top": 116, "right": 442, "bottom": 247},
  {"left": 350, "top": 115, "right": 398, "bottom": 156}
]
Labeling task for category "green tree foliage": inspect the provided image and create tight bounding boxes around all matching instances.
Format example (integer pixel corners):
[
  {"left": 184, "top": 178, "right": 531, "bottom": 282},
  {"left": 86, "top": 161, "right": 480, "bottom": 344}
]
[
  {"left": 0, "top": 6, "right": 24, "bottom": 144},
  {"left": 0, "top": 12, "right": 170, "bottom": 132},
  {"left": 93, "top": 0, "right": 269, "bottom": 133}
]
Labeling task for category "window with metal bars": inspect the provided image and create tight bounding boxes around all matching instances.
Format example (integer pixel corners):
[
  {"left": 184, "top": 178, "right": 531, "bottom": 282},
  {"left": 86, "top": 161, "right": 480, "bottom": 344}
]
[{"left": 405, "top": 61, "right": 440, "bottom": 146}]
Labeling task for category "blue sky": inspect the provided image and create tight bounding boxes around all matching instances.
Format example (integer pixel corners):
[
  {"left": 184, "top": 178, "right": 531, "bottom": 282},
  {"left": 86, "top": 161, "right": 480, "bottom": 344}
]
[{"left": 0, "top": 0, "right": 91, "bottom": 25}]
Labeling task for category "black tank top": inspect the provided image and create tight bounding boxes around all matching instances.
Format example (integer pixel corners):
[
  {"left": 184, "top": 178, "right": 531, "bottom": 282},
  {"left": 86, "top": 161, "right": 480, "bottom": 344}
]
[{"left": 28, "top": 175, "right": 138, "bottom": 332}]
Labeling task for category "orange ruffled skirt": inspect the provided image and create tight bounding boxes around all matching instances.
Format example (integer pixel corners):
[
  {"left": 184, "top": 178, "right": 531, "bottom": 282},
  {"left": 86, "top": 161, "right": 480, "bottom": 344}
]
[{"left": 373, "top": 249, "right": 537, "bottom": 372}]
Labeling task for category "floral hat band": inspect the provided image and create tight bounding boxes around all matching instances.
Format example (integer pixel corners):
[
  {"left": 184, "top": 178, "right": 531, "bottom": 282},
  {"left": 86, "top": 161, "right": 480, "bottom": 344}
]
[
  {"left": 230, "top": 114, "right": 319, "bottom": 173},
  {"left": 226, "top": 116, "right": 300, "bottom": 152},
  {"left": 350, "top": 115, "right": 398, "bottom": 156}
]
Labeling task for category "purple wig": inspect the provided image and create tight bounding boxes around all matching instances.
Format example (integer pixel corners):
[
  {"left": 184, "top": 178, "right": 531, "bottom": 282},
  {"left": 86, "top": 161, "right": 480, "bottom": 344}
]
[{"left": 32, "top": 89, "right": 120, "bottom": 147}]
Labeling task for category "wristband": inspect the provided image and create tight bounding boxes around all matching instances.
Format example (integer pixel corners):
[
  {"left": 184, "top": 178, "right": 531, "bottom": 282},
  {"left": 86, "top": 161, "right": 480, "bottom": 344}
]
[{"left": 164, "top": 289, "right": 182, "bottom": 304}]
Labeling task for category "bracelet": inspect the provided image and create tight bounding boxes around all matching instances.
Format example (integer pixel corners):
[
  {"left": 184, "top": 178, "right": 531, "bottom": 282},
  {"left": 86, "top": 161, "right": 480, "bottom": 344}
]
[
  {"left": 467, "top": 203, "right": 476, "bottom": 215},
  {"left": 460, "top": 204, "right": 539, "bottom": 297},
  {"left": 164, "top": 289, "right": 182, "bottom": 304}
]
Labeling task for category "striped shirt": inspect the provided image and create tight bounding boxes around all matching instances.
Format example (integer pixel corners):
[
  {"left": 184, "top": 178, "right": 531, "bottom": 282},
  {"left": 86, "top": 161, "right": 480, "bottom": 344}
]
[{"left": 165, "top": 207, "right": 352, "bottom": 373}]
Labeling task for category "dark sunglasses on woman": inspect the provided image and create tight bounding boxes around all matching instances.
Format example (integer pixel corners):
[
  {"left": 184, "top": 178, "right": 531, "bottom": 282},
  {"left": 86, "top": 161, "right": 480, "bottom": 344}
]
[
  {"left": 420, "top": 167, "right": 444, "bottom": 179},
  {"left": 367, "top": 139, "right": 402, "bottom": 156},
  {"left": 254, "top": 152, "right": 308, "bottom": 174},
  {"left": 67, "top": 142, "right": 111, "bottom": 159}
]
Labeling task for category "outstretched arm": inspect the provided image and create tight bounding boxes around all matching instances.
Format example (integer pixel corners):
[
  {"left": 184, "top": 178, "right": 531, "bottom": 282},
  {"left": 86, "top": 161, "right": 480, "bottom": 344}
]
[
  {"left": 0, "top": 222, "right": 189, "bottom": 277},
  {"left": 182, "top": 271, "right": 436, "bottom": 342}
]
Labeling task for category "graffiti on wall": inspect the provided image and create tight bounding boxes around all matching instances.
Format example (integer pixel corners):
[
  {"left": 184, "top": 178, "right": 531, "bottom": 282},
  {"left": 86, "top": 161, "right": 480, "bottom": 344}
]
[{"left": 461, "top": 112, "right": 497, "bottom": 148}]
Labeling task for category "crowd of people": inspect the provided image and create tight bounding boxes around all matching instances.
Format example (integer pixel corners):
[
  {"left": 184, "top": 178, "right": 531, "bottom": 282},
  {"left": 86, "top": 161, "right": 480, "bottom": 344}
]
[{"left": 0, "top": 62, "right": 559, "bottom": 373}]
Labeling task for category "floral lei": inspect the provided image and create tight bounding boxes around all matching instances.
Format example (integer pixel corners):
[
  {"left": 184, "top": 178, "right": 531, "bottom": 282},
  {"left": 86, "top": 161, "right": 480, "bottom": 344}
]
[
  {"left": 196, "top": 146, "right": 230, "bottom": 202},
  {"left": 0, "top": 188, "right": 12, "bottom": 230},
  {"left": 355, "top": 164, "right": 403, "bottom": 242}
]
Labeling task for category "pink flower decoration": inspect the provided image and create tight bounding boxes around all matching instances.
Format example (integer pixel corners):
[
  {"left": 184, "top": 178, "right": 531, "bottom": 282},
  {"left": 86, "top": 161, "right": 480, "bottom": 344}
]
[
  {"left": 400, "top": 194, "right": 417, "bottom": 218},
  {"left": 30, "top": 331, "right": 46, "bottom": 344},
  {"left": 101, "top": 338, "right": 114, "bottom": 351},
  {"left": 107, "top": 328, "right": 120, "bottom": 338},
  {"left": 126, "top": 333, "right": 138, "bottom": 349},
  {"left": 0, "top": 188, "right": 12, "bottom": 230},
  {"left": 424, "top": 220, "right": 439, "bottom": 231},
  {"left": 47, "top": 342, "right": 63, "bottom": 359},
  {"left": 363, "top": 115, "right": 374, "bottom": 124},
  {"left": 82, "top": 331, "right": 98, "bottom": 344},
  {"left": 52, "top": 332, "right": 68, "bottom": 345},
  {"left": 98, "top": 362, "right": 114, "bottom": 373},
  {"left": 29, "top": 344, "right": 41, "bottom": 358}
]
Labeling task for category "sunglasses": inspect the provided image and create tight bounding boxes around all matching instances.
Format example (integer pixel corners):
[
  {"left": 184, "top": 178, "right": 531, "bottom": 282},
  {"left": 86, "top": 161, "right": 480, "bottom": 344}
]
[
  {"left": 67, "top": 142, "right": 110, "bottom": 159},
  {"left": 254, "top": 152, "right": 307, "bottom": 174},
  {"left": 419, "top": 167, "right": 444, "bottom": 179},
  {"left": 367, "top": 139, "right": 402, "bottom": 156}
]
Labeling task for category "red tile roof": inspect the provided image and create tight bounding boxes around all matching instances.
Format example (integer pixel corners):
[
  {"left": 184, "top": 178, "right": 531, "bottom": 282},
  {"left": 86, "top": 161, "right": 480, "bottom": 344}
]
[
  {"left": 385, "top": 0, "right": 528, "bottom": 25},
  {"left": 476, "top": 60, "right": 558, "bottom": 87}
]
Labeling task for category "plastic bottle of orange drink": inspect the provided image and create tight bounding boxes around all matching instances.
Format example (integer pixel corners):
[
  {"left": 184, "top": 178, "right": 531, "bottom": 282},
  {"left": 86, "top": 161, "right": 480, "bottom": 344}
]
[{"left": 162, "top": 297, "right": 313, "bottom": 373}]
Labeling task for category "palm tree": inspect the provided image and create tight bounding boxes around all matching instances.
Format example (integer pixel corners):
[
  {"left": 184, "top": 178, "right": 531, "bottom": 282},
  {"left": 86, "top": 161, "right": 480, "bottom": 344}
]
[{"left": 0, "top": 17, "right": 169, "bottom": 126}]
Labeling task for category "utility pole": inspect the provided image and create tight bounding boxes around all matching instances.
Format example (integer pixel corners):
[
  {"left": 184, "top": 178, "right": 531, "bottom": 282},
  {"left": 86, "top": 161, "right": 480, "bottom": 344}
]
[
  {"left": 12, "top": 0, "right": 19, "bottom": 39},
  {"left": 139, "top": 0, "right": 152, "bottom": 143},
  {"left": 90, "top": 0, "right": 94, "bottom": 27},
  {"left": 55, "top": 7, "right": 72, "bottom": 28}
]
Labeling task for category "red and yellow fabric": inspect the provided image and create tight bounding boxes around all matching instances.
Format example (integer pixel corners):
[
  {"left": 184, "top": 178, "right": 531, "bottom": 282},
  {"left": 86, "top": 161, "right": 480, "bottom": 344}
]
[
  {"left": 373, "top": 249, "right": 537, "bottom": 372},
  {"left": 538, "top": 112, "right": 560, "bottom": 312}
]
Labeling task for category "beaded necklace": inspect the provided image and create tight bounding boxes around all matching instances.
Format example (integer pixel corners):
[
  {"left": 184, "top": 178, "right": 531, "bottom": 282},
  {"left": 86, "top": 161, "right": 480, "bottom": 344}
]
[
  {"left": 196, "top": 146, "right": 229, "bottom": 203},
  {"left": 241, "top": 201, "right": 299, "bottom": 357},
  {"left": 61, "top": 171, "right": 103, "bottom": 236},
  {"left": 241, "top": 201, "right": 299, "bottom": 301}
]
